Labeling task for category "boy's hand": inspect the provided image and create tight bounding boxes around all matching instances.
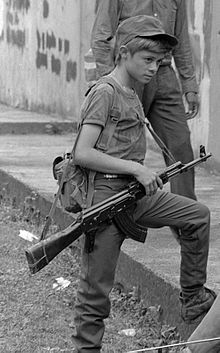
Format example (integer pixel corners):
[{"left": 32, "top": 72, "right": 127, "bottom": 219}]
[{"left": 134, "top": 164, "right": 163, "bottom": 196}]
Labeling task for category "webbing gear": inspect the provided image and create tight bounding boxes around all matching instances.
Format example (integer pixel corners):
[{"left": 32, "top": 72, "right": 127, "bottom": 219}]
[
  {"left": 96, "top": 108, "right": 121, "bottom": 151},
  {"left": 47, "top": 78, "right": 121, "bottom": 241},
  {"left": 85, "top": 76, "right": 121, "bottom": 152},
  {"left": 83, "top": 77, "right": 122, "bottom": 251},
  {"left": 84, "top": 77, "right": 122, "bottom": 209}
]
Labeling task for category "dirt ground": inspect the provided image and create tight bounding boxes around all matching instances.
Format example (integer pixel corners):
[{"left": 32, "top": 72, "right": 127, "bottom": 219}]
[{"left": 0, "top": 198, "right": 182, "bottom": 353}]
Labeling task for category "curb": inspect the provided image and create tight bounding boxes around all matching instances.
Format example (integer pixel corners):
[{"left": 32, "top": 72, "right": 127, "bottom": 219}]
[
  {"left": 0, "top": 167, "right": 197, "bottom": 339},
  {"left": 0, "top": 121, "right": 77, "bottom": 135},
  {"left": 0, "top": 169, "right": 74, "bottom": 229}
]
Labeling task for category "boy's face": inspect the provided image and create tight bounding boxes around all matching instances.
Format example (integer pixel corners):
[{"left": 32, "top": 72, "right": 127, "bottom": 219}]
[{"left": 124, "top": 49, "right": 165, "bottom": 84}]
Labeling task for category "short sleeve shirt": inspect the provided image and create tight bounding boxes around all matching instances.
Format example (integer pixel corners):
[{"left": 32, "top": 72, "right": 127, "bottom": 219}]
[{"left": 79, "top": 77, "right": 147, "bottom": 163}]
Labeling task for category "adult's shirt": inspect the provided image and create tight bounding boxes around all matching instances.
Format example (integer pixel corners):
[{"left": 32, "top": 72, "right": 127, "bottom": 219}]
[
  {"left": 80, "top": 77, "right": 147, "bottom": 163},
  {"left": 91, "top": 0, "right": 198, "bottom": 94}
]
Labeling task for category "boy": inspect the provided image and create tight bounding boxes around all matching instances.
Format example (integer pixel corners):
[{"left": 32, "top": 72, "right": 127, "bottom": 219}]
[{"left": 73, "top": 15, "right": 215, "bottom": 353}]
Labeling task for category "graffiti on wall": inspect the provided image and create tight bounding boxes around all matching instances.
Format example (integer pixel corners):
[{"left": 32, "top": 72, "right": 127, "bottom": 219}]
[
  {"left": 36, "top": 31, "right": 76, "bottom": 82},
  {"left": 36, "top": 0, "right": 77, "bottom": 82},
  {"left": 6, "top": 0, "right": 30, "bottom": 48},
  {"left": 5, "top": 0, "right": 77, "bottom": 82}
]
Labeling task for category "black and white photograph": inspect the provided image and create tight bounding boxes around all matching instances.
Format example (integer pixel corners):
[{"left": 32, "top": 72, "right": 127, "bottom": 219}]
[{"left": 0, "top": 1, "right": 220, "bottom": 352}]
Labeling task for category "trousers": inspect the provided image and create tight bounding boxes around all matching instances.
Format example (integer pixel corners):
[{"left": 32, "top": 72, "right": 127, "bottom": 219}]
[
  {"left": 73, "top": 178, "right": 210, "bottom": 353},
  {"left": 142, "top": 65, "right": 196, "bottom": 200}
]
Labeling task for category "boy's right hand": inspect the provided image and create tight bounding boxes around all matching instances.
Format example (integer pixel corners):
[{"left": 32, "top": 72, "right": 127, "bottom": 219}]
[{"left": 133, "top": 164, "right": 163, "bottom": 196}]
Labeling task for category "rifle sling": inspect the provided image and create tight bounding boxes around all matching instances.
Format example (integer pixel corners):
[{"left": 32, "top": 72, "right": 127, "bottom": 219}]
[{"left": 114, "top": 209, "right": 147, "bottom": 243}]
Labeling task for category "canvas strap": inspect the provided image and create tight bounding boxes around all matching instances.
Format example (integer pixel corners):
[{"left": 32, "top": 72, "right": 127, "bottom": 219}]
[
  {"left": 82, "top": 77, "right": 122, "bottom": 206},
  {"left": 144, "top": 119, "right": 176, "bottom": 164}
]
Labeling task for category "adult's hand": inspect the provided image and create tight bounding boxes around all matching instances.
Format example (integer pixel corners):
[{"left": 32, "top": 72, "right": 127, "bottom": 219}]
[{"left": 185, "top": 92, "right": 199, "bottom": 119}]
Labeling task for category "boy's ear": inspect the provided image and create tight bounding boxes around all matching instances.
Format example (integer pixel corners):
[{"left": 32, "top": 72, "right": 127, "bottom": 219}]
[{"left": 119, "top": 45, "right": 129, "bottom": 58}]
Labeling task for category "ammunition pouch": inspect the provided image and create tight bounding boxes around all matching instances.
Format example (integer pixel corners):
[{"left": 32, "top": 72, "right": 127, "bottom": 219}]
[{"left": 53, "top": 156, "right": 88, "bottom": 213}]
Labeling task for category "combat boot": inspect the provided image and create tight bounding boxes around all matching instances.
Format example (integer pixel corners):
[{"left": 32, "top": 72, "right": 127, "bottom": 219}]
[{"left": 180, "top": 286, "right": 216, "bottom": 324}]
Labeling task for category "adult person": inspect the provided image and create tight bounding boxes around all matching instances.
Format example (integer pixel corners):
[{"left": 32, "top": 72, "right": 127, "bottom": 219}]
[
  {"left": 72, "top": 15, "right": 215, "bottom": 353},
  {"left": 90, "top": 0, "right": 199, "bottom": 200}
]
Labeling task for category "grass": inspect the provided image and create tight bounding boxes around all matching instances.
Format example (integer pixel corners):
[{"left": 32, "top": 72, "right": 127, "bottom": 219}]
[{"left": 0, "top": 197, "right": 181, "bottom": 352}]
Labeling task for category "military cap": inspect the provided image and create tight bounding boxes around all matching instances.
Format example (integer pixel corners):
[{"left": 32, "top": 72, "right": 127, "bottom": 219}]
[{"left": 116, "top": 15, "right": 178, "bottom": 47}]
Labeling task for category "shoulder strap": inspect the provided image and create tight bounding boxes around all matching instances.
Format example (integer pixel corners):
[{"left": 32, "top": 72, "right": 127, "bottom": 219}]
[
  {"left": 80, "top": 77, "right": 121, "bottom": 208},
  {"left": 144, "top": 120, "right": 176, "bottom": 163},
  {"left": 85, "top": 76, "right": 121, "bottom": 152},
  {"left": 95, "top": 76, "right": 121, "bottom": 151}
]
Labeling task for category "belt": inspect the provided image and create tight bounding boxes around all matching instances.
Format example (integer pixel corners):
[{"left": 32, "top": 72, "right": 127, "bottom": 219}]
[{"left": 95, "top": 172, "right": 133, "bottom": 180}]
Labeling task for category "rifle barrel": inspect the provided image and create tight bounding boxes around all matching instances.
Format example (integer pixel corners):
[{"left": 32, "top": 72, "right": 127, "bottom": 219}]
[{"left": 165, "top": 153, "right": 212, "bottom": 180}]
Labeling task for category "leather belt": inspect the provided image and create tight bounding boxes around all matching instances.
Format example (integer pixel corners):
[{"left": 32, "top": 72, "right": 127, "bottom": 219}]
[{"left": 95, "top": 172, "right": 133, "bottom": 180}]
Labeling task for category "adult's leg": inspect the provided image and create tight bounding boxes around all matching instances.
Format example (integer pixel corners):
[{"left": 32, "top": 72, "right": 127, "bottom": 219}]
[
  {"left": 73, "top": 179, "right": 126, "bottom": 353},
  {"left": 142, "top": 66, "right": 196, "bottom": 200}
]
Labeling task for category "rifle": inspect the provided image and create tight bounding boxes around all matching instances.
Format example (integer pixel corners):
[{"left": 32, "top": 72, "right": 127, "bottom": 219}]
[{"left": 25, "top": 145, "right": 211, "bottom": 274}]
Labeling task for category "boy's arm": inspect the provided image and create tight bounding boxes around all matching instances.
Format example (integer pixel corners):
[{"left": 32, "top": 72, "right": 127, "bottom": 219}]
[
  {"left": 74, "top": 124, "right": 163, "bottom": 196},
  {"left": 91, "top": 0, "right": 121, "bottom": 78}
]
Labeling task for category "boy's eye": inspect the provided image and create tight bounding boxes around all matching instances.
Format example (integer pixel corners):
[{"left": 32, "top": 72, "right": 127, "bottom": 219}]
[
  {"left": 144, "top": 58, "right": 153, "bottom": 63},
  {"left": 142, "top": 57, "right": 163, "bottom": 66}
]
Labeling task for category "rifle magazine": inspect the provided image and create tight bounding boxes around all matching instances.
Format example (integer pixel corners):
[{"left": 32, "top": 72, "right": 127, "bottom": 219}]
[{"left": 114, "top": 210, "right": 147, "bottom": 243}]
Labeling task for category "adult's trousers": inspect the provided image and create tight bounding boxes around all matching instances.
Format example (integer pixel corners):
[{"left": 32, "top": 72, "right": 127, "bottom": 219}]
[{"left": 142, "top": 65, "right": 196, "bottom": 200}]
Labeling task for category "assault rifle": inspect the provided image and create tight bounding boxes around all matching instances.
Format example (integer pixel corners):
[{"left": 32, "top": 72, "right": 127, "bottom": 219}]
[{"left": 25, "top": 145, "right": 211, "bottom": 274}]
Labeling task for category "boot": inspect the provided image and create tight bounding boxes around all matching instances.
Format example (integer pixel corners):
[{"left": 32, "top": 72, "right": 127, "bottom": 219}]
[{"left": 180, "top": 286, "right": 216, "bottom": 324}]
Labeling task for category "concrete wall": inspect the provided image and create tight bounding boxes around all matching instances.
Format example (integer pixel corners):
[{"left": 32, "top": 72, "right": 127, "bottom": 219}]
[
  {"left": 186, "top": 0, "right": 211, "bottom": 151},
  {"left": 0, "top": 0, "right": 96, "bottom": 117},
  {"left": 186, "top": 0, "right": 220, "bottom": 169}
]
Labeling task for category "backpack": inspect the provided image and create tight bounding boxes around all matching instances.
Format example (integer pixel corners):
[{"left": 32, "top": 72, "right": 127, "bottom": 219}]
[{"left": 53, "top": 77, "right": 121, "bottom": 214}]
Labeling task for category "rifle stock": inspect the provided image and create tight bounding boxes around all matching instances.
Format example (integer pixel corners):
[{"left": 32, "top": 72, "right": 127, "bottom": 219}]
[
  {"left": 25, "top": 146, "right": 211, "bottom": 274},
  {"left": 25, "top": 221, "right": 83, "bottom": 274}
]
